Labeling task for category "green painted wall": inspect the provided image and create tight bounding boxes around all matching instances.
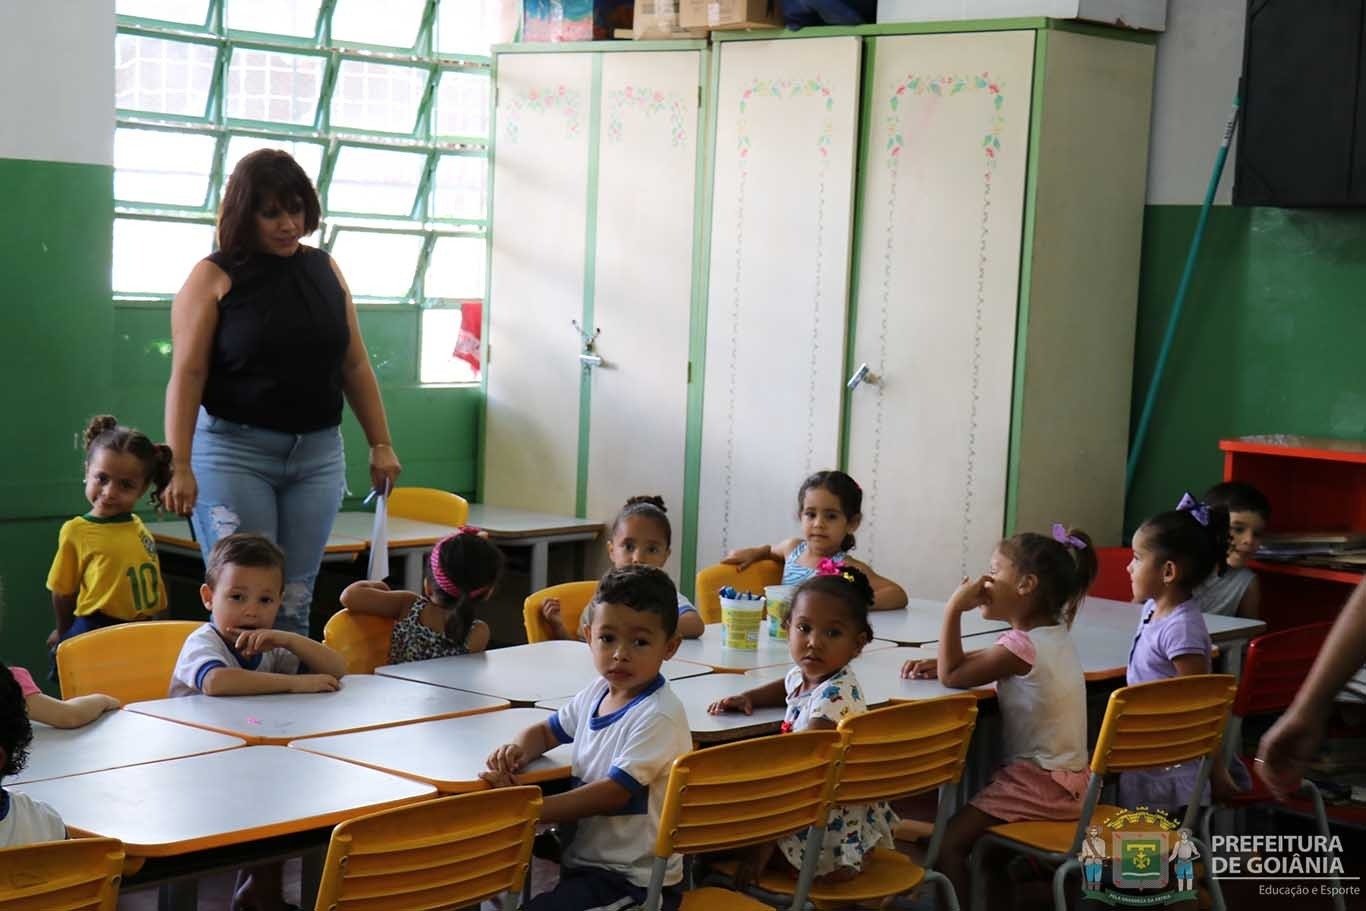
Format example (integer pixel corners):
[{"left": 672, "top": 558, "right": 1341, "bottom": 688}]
[
  {"left": 1127, "top": 204, "right": 1366, "bottom": 535},
  {"left": 0, "top": 155, "right": 481, "bottom": 686}
]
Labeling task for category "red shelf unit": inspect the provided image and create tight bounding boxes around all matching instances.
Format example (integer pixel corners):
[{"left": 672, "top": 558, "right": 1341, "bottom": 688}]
[{"left": 1221, "top": 436, "right": 1366, "bottom": 631}]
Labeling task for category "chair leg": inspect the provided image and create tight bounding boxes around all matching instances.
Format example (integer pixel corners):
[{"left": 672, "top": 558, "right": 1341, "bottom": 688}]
[
  {"left": 967, "top": 840, "right": 988, "bottom": 911},
  {"left": 1051, "top": 858, "right": 1079, "bottom": 911},
  {"left": 1303, "top": 782, "right": 1347, "bottom": 911},
  {"left": 499, "top": 888, "right": 518, "bottom": 911},
  {"left": 1191, "top": 836, "right": 1223, "bottom": 911},
  {"left": 922, "top": 869, "right": 961, "bottom": 911}
]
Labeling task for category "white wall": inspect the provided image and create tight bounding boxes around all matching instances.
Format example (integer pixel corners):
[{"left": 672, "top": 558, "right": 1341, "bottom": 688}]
[
  {"left": 1144, "top": 0, "right": 1244, "bottom": 205},
  {"left": 0, "top": 0, "right": 114, "bottom": 165}
]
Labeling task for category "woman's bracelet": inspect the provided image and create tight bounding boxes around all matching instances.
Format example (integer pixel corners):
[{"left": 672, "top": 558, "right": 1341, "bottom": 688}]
[{"left": 369, "top": 442, "right": 394, "bottom": 450}]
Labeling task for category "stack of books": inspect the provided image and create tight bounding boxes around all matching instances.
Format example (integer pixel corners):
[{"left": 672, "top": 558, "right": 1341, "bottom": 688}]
[{"left": 1256, "top": 532, "right": 1366, "bottom": 572}]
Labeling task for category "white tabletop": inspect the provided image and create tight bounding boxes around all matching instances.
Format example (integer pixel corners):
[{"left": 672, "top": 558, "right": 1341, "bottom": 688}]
[
  {"left": 830, "top": 647, "right": 997, "bottom": 704},
  {"left": 1076, "top": 596, "right": 1266, "bottom": 645},
  {"left": 12, "top": 711, "right": 245, "bottom": 785},
  {"left": 12, "top": 746, "right": 434, "bottom": 857},
  {"left": 867, "top": 599, "right": 1010, "bottom": 646},
  {"left": 291, "top": 707, "right": 574, "bottom": 792},
  {"left": 376, "top": 639, "right": 711, "bottom": 704},
  {"left": 127, "top": 674, "right": 508, "bottom": 744},
  {"left": 672, "top": 624, "right": 897, "bottom": 672},
  {"left": 330, "top": 507, "right": 602, "bottom": 547}
]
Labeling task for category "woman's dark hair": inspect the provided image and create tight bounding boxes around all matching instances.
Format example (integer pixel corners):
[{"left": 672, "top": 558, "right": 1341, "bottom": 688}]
[
  {"left": 84, "top": 414, "right": 174, "bottom": 510},
  {"left": 797, "top": 470, "right": 863, "bottom": 551},
  {"left": 612, "top": 495, "right": 672, "bottom": 546},
  {"left": 1202, "top": 481, "right": 1271, "bottom": 521},
  {"left": 1138, "top": 504, "right": 1231, "bottom": 594},
  {"left": 789, "top": 563, "right": 875, "bottom": 641},
  {"left": 997, "top": 528, "right": 1098, "bottom": 627},
  {"left": 217, "top": 150, "right": 321, "bottom": 258},
  {"left": 428, "top": 532, "right": 505, "bottom": 645},
  {"left": 0, "top": 659, "right": 33, "bottom": 778}
]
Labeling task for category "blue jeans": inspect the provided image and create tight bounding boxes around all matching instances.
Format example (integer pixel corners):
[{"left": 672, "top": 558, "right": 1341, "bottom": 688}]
[{"left": 190, "top": 409, "right": 346, "bottom": 637}]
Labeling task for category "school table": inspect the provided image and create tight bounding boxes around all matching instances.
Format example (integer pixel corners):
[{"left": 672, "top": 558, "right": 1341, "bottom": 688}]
[
  {"left": 330, "top": 503, "right": 604, "bottom": 592},
  {"left": 866, "top": 598, "right": 1011, "bottom": 646},
  {"left": 671, "top": 624, "right": 898, "bottom": 673},
  {"left": 11, "top": 710, "right": 245, "bottom": 785},
  {"left": 126, "top": 673, "right": 508, "bottom": 744},
  {"left": 145, "top": 517, "right": 365, "bottom": 563},
  {"left": 1074, "top": 596, "right": 1267, "bottom": 678},
  {"left": 290, "top": 707, "right": 574, "bottom": 792},
  {"left": 11, "top": 746, "right": 435, "bottom": 910},
  {"left": 374, "top": 639, "right": 711, "bottom": 705}
]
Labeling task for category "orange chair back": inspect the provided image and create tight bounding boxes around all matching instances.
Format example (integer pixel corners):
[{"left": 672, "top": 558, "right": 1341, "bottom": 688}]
[
  {"left": 56, "top": 620, "right": 202, "bottom": 702},
  {"left": 833, "top": 696, "right": 979, "bottom": 805},
  {"left": 314, "top": 787, "right": 541, "bottom": 910},
  {"left": 323, "top": 609, "right": 397, "bottom": 674},
  {"left": 1093, "top": 674, "right": 1237, "bottom": 775},
  {"left": 0, "top": 837, "right": 124, "bottom": 910},
  {"left": 388, "top": 487, "right": 470, "bottom": 526},
  {"left": 522, "top": 581, "right": 598, "bottom": 642},
  {"left": 694, "top": 561, "right": 783, "bottom": 624}
]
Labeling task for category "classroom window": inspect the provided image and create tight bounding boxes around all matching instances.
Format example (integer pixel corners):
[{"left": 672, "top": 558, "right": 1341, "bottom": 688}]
[{"left": 113, "top": 0, "right": 515, "bottom": 384}]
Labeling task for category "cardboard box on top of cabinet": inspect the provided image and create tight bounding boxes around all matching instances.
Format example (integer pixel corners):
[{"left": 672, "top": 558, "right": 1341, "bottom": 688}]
[
  {"left": 523, "top": 0, "right": 634, "bottom": 41},
  {"left": 679, "top": 0, "right": 780, "bottom": 30},
  {"left": 634, "top": 0, "right": 709, "bottom": 38},
  {"left": 876, "top": 0, "right": 1166, "bottom": 31}
]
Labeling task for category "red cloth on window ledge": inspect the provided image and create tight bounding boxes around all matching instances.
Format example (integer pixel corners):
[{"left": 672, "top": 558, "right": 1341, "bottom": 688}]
[{"left": 454, "top": 301, "right": 481, "bottom": 373}]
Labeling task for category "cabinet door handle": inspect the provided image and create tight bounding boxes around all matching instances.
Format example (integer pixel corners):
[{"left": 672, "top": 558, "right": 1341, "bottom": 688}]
[{"left": 847, "top": 363, "right": 879, "bottom": 391}]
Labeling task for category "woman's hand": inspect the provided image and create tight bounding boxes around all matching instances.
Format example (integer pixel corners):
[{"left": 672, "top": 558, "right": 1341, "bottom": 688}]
[
  {"left": 1256, "top": 708, "right": 1325, "bottom": 800},
  {"left": 163, "top": 464, "right": 198, "bottom": 516},
  {"left": 369, "top": 443, "right": 402, "bottom": 496}
]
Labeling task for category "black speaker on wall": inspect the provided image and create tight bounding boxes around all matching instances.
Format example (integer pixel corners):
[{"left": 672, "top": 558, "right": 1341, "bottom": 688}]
[{"left": 1235, "top": 0, "right": 1366, "bottom": 207}]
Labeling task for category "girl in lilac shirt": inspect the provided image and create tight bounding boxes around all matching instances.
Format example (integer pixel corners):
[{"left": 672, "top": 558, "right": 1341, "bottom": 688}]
[{"left": 1122, "top": 494, "right": 1243, "bottom": 812}]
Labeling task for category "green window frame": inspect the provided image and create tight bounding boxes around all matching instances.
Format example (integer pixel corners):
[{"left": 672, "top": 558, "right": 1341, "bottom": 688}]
[{"left": 114, "top": 0, "right": 500, "bottom": 383}]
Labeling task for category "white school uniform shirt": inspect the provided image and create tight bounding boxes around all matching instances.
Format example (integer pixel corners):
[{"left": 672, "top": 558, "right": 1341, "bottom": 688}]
[
  {"left": 547, "top": 674, "right": 692, "bottom": 887},
  {"left": 0, "top": 789, "right": 65, "bottom": 847},
  {"left": 169, "top": 623, "right": 301, "bottom": 696},
  {"left": 994, "top": 624, "right": 1089, "bottom": 771}
]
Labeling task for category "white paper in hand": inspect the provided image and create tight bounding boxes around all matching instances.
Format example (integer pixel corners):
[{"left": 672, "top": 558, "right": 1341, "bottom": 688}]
[{"left": 367, "top": 492, "right": 390, "bottom": 581}]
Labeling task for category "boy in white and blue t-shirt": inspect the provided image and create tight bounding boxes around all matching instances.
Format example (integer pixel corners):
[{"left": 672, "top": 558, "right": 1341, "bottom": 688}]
[{"left": 484, "top": 564, "right": 692, "bottom": 910}]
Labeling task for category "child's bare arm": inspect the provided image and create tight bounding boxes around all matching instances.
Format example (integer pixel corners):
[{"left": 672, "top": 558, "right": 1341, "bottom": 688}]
[
  {"left": 230, "top": 628, "right": 348, "bottom": 679},
  {"left": 845, "top": 557, "right": 908, "bottom": 611},
  {"left": 49, "top": 593, "right": 77, "bottom": 645},
  {"left": 1171, "top": 653, "right": 1211, "bottom": 676},
  {"left": 25, "top": 692, "right": 120, "bottom": 728},
  {"left": 676, "top": 610, "right": 705, "bottom": 638},
  {"left": 484, "top": 721, "right": 559, "bottom": 776},
  {"left": 538, "top": 778, "right": 633, "bottom": 824},
  {"left": 722, "top": 538, "right": 799, "bottom": 570},
  {"left": 1236, "top": 575, "right": 1262, "bottom": 620},
  {"left": 464, "top": 620, "right": 490, "bottom": 653},
  {"left": 200, "top": 667, "right": 339, "bottom": 696},
  {"left": 708, "top": 677, "right": 786, "bottom": 715},
  {"left": 339, "top": 580, "right": 419, "bottom": 619}
]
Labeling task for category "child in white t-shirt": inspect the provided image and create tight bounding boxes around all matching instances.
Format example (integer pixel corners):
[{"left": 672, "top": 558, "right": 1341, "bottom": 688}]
[
  {"left": 484, "top": 565, "right": 692, "bottom": 911},
  {"left": 0, "top": 659, "right": 65, "bottom": 847}
]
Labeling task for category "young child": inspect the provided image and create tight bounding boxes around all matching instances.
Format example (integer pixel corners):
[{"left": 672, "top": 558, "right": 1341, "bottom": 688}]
[
  {"left": 170, "top": 532, "right": 346, "bottom": 697},
  {"left": 0, "top": 659, "right": 65, "bottom": 846},
  {"left": 723, "top": 470, "right": 908, "bottom": 611},
  {"left": 8, "top": 665, "right": 119, "bottom": 729},
  {"left": 541, "top": 496, "right": 705, "bottom": 640},
  {"left": 708, "top": 563, "right": 898, "bottom": 883},
  {"left": 170, "top": 533, "right": 346, "bottom": 911},
  {"left": 46, "top": 415, "right": 174, "bottom": 647},
  {"left": 1121, "top": 494, "right": 1242, "bottom": 812},
  {"left": 482, "top": 564, "right": 692, "bottom": 911},
  {"left": 340, "top": 527, "right": 502, "bottom": 662},
  {"left": 902, "top": 525, "right": 1097, "bottom": 908},
  {"left": 1194, "top": 481, "right": 1269, "bottom": 619}
]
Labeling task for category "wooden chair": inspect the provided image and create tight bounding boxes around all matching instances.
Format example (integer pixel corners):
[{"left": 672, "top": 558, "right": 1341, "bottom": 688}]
[
  {"left": 694, "top": 561, "right": 783, "bottom": 624},
  {"left": 522, "top": 580, "right": 597, "bottom": 643},
  {"left": 55, "top": 620, "right": 202, "bottom": 702},
  {"left": 970, "top": 674, "right": 1238, "bottom": 911},
  {"left": 313, "top": 786, "right": 541, "bottom": 911},
  {"left": 642, "top": 730, "right": 846, "bottom": 911},
  {"left": 1200, "top": 623, "right": 1345, "bottom": 911},
  {"left": 721, "top": 697, "right": 979, "bottom": 910},
  {"left": 0, "top": 837, "right": 124, "bottom": 910},
  {"left": 323, "top": 609, "right": 396, "bottom": 674},
  {"left": 387, "top": 487, "right": 469, "bottom": 526}
]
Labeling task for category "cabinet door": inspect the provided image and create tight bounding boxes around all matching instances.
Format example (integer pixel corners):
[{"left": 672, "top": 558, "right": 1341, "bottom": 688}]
[
  {"left": 586, "top": 50, "right": 702, "bottom": 579},
  {"left": 484, "top": 52, "right": 594, "bottom": 514},
  {"left": 846, "top": 31, "right": 1035, "bottom": 598},
  {"left": 697, "top": 37, "right": 863, "bottom": 560}
]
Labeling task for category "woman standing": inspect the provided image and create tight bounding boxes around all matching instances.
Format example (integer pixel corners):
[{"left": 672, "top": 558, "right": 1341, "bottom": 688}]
[{"left": 162, "top": 150, "right": 401, "bottom": 638}]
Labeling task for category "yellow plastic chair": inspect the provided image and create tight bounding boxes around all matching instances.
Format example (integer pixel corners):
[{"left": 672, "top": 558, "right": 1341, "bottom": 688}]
[
  {"left": 313, "top": 786, "right": 541, "bottom": 911},
  {"left": 969, "top": 674, "right": 1238, "bottom": 911},
  {"left": 522, "top": 580, "right": 597, "bottom": 643},
  {"left": 722, "top": 697, "right": 978, "bottom": 910},
  {"left": 323, "top": 609, "right": 396, "bottom": 674},
  {"left": 0, "top": 837, "right": 124, "bottom": 910},
  {"left": 642, "top": 730, "right": 846, "bottom": 911},
  {"left": 694, "top": 561, "right": 783, "bottom": 624},
  {"left": 56, "top": 620, "right": 203, "bottom": 703},
  {"left": 388, "top": 487, "right": 470, "bottom": 526}
]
